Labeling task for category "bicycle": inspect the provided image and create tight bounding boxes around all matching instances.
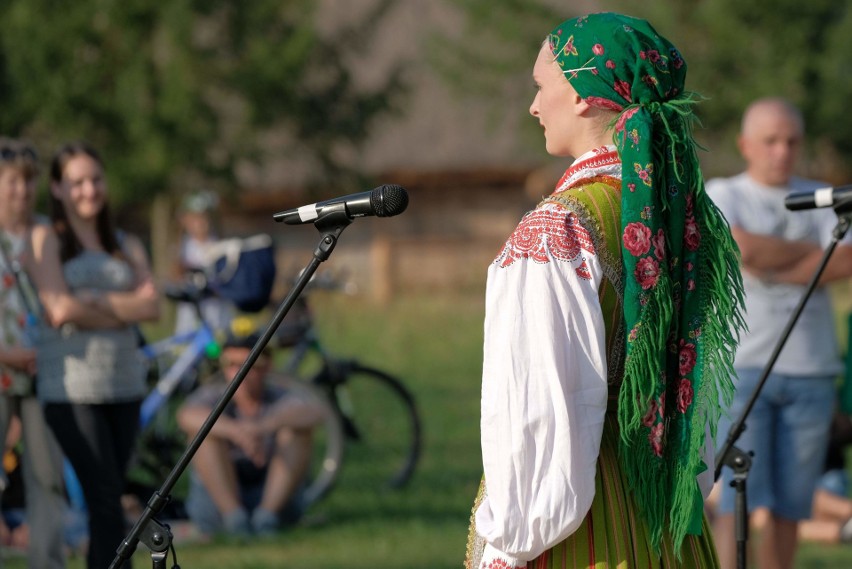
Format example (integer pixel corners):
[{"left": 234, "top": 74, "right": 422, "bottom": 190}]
[
  {"left": 263, "top": 274, "right": 423, "bottom": 508},
  {"left": 121, "top": 276, "right": 225, "bottom": 512}
]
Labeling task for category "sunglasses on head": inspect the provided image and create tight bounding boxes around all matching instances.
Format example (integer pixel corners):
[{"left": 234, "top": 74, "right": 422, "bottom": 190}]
[{"left": 0, "top": 146, "right": 37, "bottom": 162}]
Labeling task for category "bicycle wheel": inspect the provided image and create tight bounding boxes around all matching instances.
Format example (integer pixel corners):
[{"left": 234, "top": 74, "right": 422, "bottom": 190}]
[
  {"left": 323, "top": 362, "right": 422, "bottom": 490},
  {"left": 279, "top": 379, "right": 345, "bottom": 509}
]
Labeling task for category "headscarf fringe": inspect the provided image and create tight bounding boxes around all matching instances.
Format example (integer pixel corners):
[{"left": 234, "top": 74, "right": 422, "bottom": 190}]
[
  {"left": 667, "top": 190, "right": 747, "bottom": 552},
  {"left": 618, "top": 275, "right": 674, "bottom": 549}
]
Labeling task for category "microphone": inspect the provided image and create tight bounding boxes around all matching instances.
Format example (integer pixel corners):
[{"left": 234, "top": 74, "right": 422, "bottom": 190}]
[
  {"left": 785, "top": 184, "right": 852, "bottom": 212},
  {"left": 273, "top": 184, "right": 409, "bottom": 225}
]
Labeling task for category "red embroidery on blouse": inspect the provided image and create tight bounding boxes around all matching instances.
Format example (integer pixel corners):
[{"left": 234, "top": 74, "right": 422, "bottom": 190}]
[
  {"left": 481, "top": 559, "right": 525, "bottom": 569},
  {"left": 497, "top": 209, "right": 595, "bottom": 268}
]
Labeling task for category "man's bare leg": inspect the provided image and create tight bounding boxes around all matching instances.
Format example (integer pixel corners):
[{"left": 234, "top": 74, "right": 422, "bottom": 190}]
[
  {"left": 258, "top": 428, "right": 313, "bottom": 514},
  {"left": 193, "top": 437, "right": 241, "bottom": 515},
  {"left": 759, "top": 514, "right": 798, "bottom": 569}
]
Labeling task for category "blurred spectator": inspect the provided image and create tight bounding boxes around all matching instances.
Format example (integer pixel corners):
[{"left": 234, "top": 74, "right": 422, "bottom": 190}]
[
  {"left": 0, "top": 416, "right": 30, "bottom": 554},
  {"left": 173, "top": 191, "right": 234, "bottom": 335},
  {"left": 798, "top": 411, "right": 852, "bottom": 544},
  {"left": 176, "top": 323, "right": 327, "bottom": 538},
  {"left": 706, "top": 98, "right": 852, "bottom": 569},
  {"left": 26, "top": 141, "right": 160, "bottom": 569},
  {"left": 0, "top": 137, "right": 66, "bottom": 569}
]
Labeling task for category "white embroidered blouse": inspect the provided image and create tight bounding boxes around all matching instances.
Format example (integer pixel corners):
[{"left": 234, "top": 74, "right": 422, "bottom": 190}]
[{"left": 474, "top": 147, "right": 617, "bottom": 566}]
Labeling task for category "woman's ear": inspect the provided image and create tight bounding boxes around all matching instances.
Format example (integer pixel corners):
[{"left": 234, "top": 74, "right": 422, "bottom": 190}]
[{"left": 574, "top": 93, "right": 592, "bottom": 116}]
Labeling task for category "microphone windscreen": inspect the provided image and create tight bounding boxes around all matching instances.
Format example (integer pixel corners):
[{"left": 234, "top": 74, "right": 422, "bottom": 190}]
[{"left": 374, "top": 184, "right": 409, "bottom": 217}]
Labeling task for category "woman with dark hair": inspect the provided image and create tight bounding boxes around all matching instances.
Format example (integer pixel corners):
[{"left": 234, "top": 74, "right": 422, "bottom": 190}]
[
  {"left": 26, "top": 142, "right": 159, "bottom": 569},
  {"left": 465, "top": 13, "right": 745, "bottom": 568}
]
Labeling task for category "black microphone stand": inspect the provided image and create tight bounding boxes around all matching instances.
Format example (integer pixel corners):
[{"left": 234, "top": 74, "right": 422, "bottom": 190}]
[
  {"left": 109, "top": 208, "right": 354, "bottom": 569},
  {"left": 715, "top": 204, "right": 852, "bottom": 569}
]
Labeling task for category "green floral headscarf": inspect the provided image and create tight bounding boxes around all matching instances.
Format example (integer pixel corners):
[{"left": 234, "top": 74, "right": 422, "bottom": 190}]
[{"left": 548, "top": 13, "right": 745, "bottom": 553}]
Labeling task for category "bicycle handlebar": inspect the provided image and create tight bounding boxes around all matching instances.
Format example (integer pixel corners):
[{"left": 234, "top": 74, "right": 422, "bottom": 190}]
[{"left": 163, "top": 270, "right": 215, "bottom": 305}]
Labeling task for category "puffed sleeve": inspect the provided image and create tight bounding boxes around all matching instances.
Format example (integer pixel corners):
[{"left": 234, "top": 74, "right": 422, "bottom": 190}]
[{"left": 474, "top": 202, "right": 609, "bottom": 564}]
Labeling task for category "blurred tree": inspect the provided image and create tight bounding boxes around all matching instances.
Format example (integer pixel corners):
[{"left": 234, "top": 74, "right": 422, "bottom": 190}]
[
  {"left": 665, "top": 0, "right": 852, "bottom": 180},
  {"left": 0, "top": 0, "right": 406, "bottom": 206},
  {"left": 434, "top": 0, "right": 852, "bottom": 180}
]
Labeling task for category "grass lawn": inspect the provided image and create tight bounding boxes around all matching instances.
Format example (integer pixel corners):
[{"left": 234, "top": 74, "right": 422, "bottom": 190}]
[{"left": 4, "top": 289, "right": 852, "bottom": 568}]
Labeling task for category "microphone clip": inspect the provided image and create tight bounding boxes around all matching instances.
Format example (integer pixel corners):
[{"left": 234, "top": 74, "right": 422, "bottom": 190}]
[
  {"left": 834, "top": 195, "right": 852, "bottom": 214},
  {"left": 312, "top": 204, "right": 353, "bottom": 232},
  {"left": 310, "top": 207, "right": 352, "bottom": 262}
]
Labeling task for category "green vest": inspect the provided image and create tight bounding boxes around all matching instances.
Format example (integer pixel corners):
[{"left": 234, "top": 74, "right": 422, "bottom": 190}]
[{"left": 544, "top": 180, "right": 625, "bottom": 396}]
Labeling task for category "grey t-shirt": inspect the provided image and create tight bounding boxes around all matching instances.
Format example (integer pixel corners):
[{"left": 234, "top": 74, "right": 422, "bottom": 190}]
[
  {"left": 36, "top": 249, "right": 148, "bottom": 403},
  {"left": 706, "top": 173, "right": 847, "bottom": 376}
]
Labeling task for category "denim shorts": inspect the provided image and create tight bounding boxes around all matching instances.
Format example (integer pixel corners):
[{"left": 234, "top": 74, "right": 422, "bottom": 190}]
[{"left": 716, "top": 368, "right": 836, "bottom": 520}]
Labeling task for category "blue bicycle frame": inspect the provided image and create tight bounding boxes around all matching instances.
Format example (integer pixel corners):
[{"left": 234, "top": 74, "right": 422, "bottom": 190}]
[{"left": 137, "top": 323, "right": 219, "bottom": 429}]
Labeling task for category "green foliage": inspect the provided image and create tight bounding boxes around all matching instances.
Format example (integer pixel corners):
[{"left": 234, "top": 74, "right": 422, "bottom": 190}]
[
  {"left": 434, "top": 0, "right": 852, "bottom": 177},
  {"left": 0, "top": 0, "right": 406, "bottom": 205},
  {"left": 676, "top": 1, "right": 849, "bottom": 153}
]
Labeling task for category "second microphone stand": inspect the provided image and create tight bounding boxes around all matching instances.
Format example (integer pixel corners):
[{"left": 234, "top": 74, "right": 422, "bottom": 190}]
[
  {"left": 109, "top": 209, "right": 354, "bottom": 569},
  {"left": 715, "top": 205, "right": 852, "bottom": 569}
]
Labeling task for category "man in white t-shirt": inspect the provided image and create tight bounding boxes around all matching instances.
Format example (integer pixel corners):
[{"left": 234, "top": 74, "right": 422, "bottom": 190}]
[{"left": 707, "top": 98, "right": 852, "bottom": 569}]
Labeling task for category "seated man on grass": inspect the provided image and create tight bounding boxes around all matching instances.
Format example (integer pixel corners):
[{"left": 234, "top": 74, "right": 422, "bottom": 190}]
[{"left": 177, "top": 327, "right": 327, "bottom": 538}]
